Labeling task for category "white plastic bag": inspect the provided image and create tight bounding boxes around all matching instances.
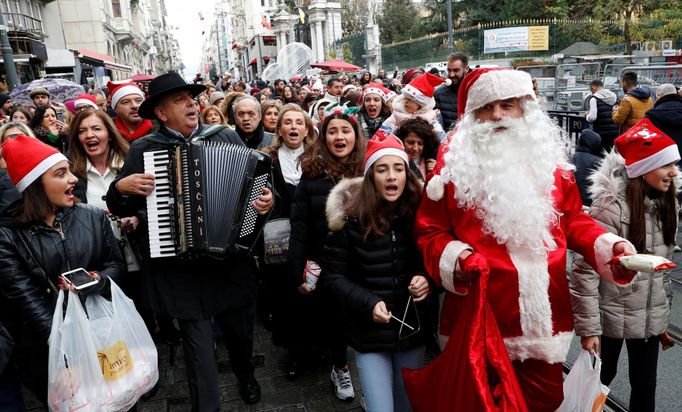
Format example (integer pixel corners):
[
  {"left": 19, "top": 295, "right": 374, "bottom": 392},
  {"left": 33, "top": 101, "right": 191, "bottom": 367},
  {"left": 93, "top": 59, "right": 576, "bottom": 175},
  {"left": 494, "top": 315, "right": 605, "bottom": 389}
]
[
  {"left": 48, "top": 290, "right": 110, "bottom": 411},
  {"left": 558, "top": 350, "right": 610, "bottom": 412},
  {"left": 48, "top": 280, "right": 159, "bottom": 411}
]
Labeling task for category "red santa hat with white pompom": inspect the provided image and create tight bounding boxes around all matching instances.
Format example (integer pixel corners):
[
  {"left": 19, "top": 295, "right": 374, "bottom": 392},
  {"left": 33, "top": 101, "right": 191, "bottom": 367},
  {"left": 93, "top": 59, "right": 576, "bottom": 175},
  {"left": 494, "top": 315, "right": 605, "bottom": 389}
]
[
  {"left": 426, "top": 68, "right": 537, "bottom": 202},
  {"left": 401, "top": 72, "right": 446, "bottom": 107}
]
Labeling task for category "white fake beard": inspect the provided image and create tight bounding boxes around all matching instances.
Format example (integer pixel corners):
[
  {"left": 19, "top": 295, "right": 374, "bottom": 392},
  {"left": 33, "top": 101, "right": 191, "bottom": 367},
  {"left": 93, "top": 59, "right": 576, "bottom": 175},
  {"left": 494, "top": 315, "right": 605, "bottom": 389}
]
[{"left": 443, "top": 102, "right": 572, "bottom": 254}]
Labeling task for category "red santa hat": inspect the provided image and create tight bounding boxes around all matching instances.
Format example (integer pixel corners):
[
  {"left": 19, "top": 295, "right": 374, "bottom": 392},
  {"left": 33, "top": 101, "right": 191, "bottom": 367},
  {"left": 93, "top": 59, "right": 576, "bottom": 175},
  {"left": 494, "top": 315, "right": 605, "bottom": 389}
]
[
  {"left": 363, "top": 84, "right": 386, "bottom": 102},
  {"left": 615, "top": 118, "right": 680, "bottom": 178},
  {"left": 74, "top": 93, "right": 99, "bottom": 110},
  {"left": 107, "top": 81, "right": 145, "bottom": 109},
  {"left": 401, "top": 73, "right": 446, "bottom": 108},
  {"left": 1, "top": 134, "right": 68, "bottom": 193},
  {"left": 363, "top": 130, "right": 409, "bottom": 175},
  {"left": 457, "top": 68, "right": 536, "bottom": 117}
]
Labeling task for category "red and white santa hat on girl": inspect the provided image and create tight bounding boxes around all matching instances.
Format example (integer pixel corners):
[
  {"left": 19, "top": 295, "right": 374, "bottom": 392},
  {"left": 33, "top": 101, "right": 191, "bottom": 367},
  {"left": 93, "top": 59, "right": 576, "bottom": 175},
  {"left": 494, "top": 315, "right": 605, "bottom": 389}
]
[
  {"left": 363, "top": 84, "right": 386, "bottom": 102},
  {"left": 1, "top": 134, "right": 68, "bottom": 193},
  {"left": 615, "top": 118, "right": 680, "bottom": 178},
  {"left": 401, "top": 73, "right": 445, "bottom": 107},
  {"left": 107, "top": 81, "right": 145, "bottom": 110},
  {"left": 363, "top": 130, "right": 409, "bottom": 175},
  {"left": 74, "top": 94, "right": 99, "bottom": 110},
  {"left": 457, "top": 68, "right": 536, "bottom": 118}
]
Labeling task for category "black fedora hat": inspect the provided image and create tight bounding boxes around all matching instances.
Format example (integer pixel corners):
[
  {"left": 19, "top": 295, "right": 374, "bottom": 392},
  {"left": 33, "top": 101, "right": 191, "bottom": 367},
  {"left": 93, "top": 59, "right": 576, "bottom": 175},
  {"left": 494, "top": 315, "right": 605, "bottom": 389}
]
[{"left": 138, "top": 72, "right": 206, "bottom": 119}]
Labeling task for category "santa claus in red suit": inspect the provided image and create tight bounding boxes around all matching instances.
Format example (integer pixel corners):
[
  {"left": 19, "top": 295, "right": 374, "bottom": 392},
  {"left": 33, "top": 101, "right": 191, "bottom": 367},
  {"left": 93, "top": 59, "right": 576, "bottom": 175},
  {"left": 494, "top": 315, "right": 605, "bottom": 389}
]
[{"left": 414, "top": 68, "right": 637, "bottom": 411}]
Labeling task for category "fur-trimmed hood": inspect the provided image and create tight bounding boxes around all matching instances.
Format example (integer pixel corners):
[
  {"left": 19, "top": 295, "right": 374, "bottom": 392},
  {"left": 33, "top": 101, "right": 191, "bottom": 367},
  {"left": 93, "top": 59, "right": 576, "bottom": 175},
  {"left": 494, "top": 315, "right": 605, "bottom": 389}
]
[
  {"left": 589, "top": 149, "right": 682, "bottom": 205},
  {"left": 326, "top": 177, "right": 363, "bottom": 231}
]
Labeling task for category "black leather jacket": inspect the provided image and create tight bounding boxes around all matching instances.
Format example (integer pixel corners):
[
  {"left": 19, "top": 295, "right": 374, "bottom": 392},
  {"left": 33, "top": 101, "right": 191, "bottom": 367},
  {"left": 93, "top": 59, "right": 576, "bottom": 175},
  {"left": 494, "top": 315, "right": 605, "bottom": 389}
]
[{"left": 0, "top": 204, "right": 125, "bottom": 345}]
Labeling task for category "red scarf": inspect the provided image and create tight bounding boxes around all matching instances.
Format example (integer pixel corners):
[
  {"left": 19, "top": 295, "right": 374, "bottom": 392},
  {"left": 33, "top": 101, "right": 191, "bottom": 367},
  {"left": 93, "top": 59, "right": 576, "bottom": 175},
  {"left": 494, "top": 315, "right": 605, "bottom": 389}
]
[{"left": 115, "top": 116, "right": 154, "bottom": 141}]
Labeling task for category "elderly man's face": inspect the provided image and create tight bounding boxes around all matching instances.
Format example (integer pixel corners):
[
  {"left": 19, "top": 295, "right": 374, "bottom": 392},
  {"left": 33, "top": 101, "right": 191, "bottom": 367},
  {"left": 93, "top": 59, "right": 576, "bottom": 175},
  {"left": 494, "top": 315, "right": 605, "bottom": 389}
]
[
  {"left": 474, "top": 98, "right": 523, "bottom": 125},
  {"left": 234, "top": 99, "right": 261, "bottom": 133},
  {"left": 155, "top": 90, "right": 198, "bottom": 137}
]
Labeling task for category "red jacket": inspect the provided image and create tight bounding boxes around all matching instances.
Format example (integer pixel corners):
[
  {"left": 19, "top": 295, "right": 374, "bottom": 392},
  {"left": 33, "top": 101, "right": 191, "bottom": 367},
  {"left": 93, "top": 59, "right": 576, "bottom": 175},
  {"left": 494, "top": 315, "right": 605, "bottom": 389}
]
[{"left": 415, "top": 167, "right": 624, "bottom": 364}]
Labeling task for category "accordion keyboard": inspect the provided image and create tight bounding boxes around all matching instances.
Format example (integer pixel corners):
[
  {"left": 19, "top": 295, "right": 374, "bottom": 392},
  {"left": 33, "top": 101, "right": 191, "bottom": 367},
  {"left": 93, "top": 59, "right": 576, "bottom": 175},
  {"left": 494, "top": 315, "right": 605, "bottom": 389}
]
[{"left": 144, "top": 150, "right": 177, "bottom": 257}]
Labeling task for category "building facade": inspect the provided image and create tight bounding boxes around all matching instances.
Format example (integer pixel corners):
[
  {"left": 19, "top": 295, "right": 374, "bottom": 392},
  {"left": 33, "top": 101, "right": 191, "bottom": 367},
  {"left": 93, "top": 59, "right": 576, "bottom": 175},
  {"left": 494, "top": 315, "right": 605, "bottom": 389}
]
[{"left": 1, "top": 0, "right": 180, "bottom": 87}]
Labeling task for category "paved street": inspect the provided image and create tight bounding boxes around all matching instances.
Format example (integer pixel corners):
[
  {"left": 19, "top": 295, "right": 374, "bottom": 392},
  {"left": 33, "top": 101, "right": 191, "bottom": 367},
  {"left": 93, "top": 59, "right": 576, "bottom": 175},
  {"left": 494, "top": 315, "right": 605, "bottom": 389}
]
[
  {"left": 23, "top": 228, "right": 682, "bottom": 412},
  {"left": 24, "top": 317, "right": 367, "bottom": 412}
]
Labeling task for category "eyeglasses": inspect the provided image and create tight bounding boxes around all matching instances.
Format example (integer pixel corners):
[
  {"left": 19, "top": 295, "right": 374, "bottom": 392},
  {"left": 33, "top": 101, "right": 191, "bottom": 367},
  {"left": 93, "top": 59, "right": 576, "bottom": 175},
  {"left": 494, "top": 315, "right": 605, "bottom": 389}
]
[{"left": 391, "top": 295, "right": 421, "bottom": 340}]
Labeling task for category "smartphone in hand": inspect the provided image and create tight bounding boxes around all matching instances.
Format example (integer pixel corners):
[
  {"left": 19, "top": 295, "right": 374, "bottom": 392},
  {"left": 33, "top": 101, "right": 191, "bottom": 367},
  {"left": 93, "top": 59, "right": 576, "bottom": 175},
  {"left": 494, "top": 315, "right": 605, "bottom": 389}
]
[{"left": 61, "top": 268, "right": 99, "bottom": 291}]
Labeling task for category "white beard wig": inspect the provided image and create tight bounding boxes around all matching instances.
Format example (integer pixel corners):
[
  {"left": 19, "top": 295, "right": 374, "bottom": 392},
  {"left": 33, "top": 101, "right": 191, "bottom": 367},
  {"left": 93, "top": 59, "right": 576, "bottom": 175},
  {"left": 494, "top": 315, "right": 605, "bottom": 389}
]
[{"left": 440, "top": 100, "right": 573, "bottom": 254}]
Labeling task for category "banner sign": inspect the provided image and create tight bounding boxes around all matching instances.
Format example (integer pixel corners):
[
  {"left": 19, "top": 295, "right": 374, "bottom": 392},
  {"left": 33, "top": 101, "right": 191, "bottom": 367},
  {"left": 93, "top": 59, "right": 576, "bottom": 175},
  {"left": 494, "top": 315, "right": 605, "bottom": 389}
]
[{"left": 484, "top": 26, "right": 549, "bottom": 54}]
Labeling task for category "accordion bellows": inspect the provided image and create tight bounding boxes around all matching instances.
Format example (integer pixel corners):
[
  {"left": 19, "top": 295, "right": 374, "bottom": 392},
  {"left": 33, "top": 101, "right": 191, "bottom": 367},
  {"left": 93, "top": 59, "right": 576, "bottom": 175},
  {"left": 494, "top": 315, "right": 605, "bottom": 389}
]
[{"left": 144, "top": 140, "right": 271, "bottom": 258}]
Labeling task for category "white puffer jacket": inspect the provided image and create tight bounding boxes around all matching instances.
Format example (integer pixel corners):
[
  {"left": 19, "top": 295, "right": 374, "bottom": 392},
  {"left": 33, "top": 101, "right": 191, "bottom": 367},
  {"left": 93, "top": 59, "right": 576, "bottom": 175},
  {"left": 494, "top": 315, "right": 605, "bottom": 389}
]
[{"left": 570, "top": 150, "right": 677, "bottom": 339}]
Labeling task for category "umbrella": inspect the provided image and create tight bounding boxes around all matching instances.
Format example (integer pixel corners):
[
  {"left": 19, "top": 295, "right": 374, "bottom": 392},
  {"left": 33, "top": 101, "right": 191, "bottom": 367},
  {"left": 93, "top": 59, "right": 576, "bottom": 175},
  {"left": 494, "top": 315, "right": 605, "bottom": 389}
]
[
  {"left": 311, "top": 60, "right": 362, "bottom": 72},
  {"left": 129, "top": 73, "right": 156, "bottom": 82},
  {"left": 9, "top": 78, "right": 86, "bottom": 106}
]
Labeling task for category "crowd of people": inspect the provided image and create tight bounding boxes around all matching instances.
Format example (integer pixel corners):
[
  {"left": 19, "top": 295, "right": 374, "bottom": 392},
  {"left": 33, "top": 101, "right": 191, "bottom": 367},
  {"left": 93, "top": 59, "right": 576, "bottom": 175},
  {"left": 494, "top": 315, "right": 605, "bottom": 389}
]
[{"left": 0, "top": 52, "right": 678, "bottom": 412}]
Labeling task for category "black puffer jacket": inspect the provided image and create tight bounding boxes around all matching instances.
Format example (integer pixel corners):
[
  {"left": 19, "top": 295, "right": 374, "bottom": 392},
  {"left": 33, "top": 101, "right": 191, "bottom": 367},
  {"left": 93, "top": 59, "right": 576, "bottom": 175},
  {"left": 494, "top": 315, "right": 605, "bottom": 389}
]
[
  {"left": 433, "top": 84, "right": 459, "bottom": 132},
  {"left": 0, "top": 204, "right": 125, "bottom": 344},
  {"left": 645, "top": 94, "right": 682, "bottom": 147},
  {"left": 322, "top": 178, "right": 428, "bottom": 353},
  {"left": 572, "top": 130, "right": 602, "bottom": 207},
  {"left": 287, "top": 174, "right": 337, "bottom": 288},
  {"left": 0, "top": 170, "right": 20, "bottom": 215}
]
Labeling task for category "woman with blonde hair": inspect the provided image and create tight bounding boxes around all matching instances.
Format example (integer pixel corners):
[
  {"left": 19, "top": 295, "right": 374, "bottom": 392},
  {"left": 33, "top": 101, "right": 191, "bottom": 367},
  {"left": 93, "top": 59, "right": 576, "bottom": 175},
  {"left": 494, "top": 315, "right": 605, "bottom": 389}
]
[
  {"left": 261, "top": 100, "right": 282, "bottom": 137},
  {"left": 201, "top": 105, "right": 226, "bottom": 125},
  {"left": 261, "top": 104, "right": 316, "bottom": 372}
]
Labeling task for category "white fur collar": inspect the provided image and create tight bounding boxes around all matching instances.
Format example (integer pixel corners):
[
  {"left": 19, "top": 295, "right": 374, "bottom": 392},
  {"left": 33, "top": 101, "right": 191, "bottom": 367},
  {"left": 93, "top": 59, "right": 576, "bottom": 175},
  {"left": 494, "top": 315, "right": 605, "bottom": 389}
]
[{"left": 326, "top": 177, "right": 363, "bottom": 231}]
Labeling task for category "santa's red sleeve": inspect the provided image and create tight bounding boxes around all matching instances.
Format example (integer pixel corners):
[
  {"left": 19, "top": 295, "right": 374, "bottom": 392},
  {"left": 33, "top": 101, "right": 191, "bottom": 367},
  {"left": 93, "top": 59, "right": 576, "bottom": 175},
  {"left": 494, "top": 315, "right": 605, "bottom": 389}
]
[
  {"left": 558, "top": 169, "right": 634, "bottom": 284},
  {"left": 414, "top": 152, "right": 471, "bottom": 295}
]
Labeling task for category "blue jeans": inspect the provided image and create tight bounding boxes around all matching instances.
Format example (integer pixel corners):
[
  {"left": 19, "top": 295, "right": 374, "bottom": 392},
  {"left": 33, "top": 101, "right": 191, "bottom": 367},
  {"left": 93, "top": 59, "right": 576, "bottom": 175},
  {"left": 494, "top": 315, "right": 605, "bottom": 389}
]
[{"left": 354, "top": 346, "right": 424, "bottom": 412}]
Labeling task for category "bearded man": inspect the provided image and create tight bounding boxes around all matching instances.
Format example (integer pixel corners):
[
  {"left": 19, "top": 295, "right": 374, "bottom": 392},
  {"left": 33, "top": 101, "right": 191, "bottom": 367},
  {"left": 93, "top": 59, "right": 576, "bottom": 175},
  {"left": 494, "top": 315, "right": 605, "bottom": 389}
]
[
  {"left": 414, "top": 68, "right": 636, "bottom": 411},
  {"left": 434, "top": 52, "right": 469, "bottom": 131},
  {"left": 107, "top": 81, "right": 154, "bottom": 141}
]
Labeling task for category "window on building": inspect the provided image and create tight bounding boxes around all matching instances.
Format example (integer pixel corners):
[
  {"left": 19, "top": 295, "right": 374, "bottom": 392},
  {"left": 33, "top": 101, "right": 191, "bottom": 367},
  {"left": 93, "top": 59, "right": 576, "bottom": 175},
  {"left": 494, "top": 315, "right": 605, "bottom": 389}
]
[{"left": 112, "top": 0, "right": 122, "bottom": 18}]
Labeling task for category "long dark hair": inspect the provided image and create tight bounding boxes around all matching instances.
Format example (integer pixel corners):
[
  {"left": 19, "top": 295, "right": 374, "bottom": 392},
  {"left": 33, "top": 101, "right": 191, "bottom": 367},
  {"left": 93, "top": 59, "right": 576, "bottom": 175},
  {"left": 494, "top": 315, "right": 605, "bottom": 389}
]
[
  {"left": 625, "top": 177, "right": 678, "bottom": 251},
  {"left": 345, "top": 163, "right": 422, "bottom": 238},
  {"left": 68, "top": 110, "right": 129, "bottom": 181},
  {"left": 299, "top": 112, "right": 365, "bottom": 180},
  {"left": 11, "top": 178, "right": 55, "bottom": 223},
  {"left": 30, "top": 105, "right": 56, "bottom": 130}
]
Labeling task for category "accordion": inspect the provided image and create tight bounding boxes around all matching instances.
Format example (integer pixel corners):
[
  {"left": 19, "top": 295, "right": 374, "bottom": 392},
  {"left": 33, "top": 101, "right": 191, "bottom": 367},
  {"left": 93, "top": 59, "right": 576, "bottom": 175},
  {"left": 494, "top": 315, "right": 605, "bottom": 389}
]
[{"left": 143, "top": 139, "right": 271, "bottom": 258}]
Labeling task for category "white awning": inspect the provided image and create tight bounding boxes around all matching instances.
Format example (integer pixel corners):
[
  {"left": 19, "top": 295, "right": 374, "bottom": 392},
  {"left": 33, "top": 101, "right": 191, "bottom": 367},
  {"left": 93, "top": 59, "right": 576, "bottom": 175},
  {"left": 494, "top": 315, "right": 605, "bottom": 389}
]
[{"left": 45, "top": 48, "right": 76, "bottom": 68}]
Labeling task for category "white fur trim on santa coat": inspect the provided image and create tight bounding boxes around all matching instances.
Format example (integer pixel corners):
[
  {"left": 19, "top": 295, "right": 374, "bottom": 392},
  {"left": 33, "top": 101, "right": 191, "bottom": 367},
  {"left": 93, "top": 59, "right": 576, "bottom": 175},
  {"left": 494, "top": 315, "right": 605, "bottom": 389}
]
[
  {"left": 504, "top": 331, "right": 574, "bottom": 363},
  {"left": 594, "top": 231, "right": 633, "bottom": 283},
  {"left": 507, "top": 244, "right": 553, "bottom": 338},
  {"left": 439, "top": 240, "right": 473, "bottom": 295}
]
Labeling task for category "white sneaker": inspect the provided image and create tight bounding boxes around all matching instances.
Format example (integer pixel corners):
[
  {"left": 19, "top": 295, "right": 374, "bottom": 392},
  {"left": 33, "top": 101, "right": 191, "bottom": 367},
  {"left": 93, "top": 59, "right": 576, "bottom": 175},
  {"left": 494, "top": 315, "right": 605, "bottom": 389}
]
[{"left": 330, "top": 367, "right": 355, "bottom": 401}]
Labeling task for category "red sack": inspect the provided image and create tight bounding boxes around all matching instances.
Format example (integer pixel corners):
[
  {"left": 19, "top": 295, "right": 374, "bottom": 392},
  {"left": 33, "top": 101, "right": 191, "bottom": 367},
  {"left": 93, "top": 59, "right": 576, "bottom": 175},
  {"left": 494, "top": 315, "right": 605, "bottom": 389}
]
[{"left": 402, "top": 266, "right": 528, "bottom": 411}]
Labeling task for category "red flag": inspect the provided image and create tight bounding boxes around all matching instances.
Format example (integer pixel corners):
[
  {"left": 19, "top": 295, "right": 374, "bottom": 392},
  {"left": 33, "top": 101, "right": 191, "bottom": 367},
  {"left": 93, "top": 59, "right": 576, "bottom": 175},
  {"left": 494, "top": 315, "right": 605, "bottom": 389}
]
[{"left": 261, "top": 16, "right": 272, "bottom": 30}]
